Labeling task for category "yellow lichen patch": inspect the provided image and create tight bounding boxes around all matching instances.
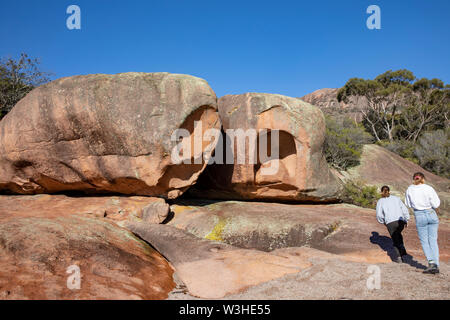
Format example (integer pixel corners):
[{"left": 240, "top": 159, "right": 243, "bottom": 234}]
[
  {"left": 205, "top": 217, "right": 230, "bottom": 241},
  {"left": 171, "top": 205, "right": 193, "bottom": 216},
  {"left": 227, "top": 105, "right": 241, "bottom": 115}
]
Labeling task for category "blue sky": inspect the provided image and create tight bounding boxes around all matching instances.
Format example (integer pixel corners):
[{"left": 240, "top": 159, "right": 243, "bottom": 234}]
[{"left": 1, "top": 0, "right": 449, "bottom": 97}]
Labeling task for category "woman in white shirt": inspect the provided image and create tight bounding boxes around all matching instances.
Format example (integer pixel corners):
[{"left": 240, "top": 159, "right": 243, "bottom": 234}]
[{"left": 405, "top": 172, "right": 441, "bottom": 274}]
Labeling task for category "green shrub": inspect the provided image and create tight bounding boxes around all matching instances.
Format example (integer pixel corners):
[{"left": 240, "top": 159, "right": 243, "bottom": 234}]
[
  {"left": 415, "top": 129, "right": 450, "bottom": 179},
  {"left": 342, "top": 180, "right": 380, "bottom": 209},
  {"left": 324, "top": 115, "right": 373, "bottom": 170}
]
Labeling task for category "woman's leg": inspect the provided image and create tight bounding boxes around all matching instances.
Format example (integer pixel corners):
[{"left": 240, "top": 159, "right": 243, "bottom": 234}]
[
  {"left": 427, "top": 210, "right": 440, "bottom": 266},
  {"left": 389, "top": 221, "right": 407, "bottom": 257},
  {"left": 415, "top": 213, "right": 434, "bottom": 263}
]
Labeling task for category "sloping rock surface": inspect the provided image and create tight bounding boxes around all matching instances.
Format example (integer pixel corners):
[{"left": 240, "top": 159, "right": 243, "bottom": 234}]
[
  {"left": 167, "top": 200, "right": 450, "bottom": 263},
  {"left": 165, "top": 200, "right": 450, "bottom": 300},
  {"left": 126, "top": 222, "right": 321, "bottom": 299},
  {"left": 0, "top": 195, "right": 175, "bottom": 299},
  {"left": 341, "top": 144, "right": 450, "bottom": 217}
]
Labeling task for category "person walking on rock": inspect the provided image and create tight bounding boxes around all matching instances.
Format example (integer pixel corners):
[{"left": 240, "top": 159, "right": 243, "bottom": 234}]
[
  {"left": 376, "top": 185, "right": 410, "bottom": 263},
  {"left": 405, "top": 172, "right": 441, "bottom": 274}
]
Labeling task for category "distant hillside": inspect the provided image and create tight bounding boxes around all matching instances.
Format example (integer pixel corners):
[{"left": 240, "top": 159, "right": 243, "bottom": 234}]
[{"left": 300, "top": 88, "right": 367, "bottom": 122}]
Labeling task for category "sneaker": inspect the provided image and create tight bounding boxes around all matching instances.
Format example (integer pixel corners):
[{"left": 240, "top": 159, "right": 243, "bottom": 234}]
[
  {"left": 394, "top": 257, "right": 403, "bottom": 263},
  {"left": 423, "top": 263, "right": 439, "bottom": 274}
]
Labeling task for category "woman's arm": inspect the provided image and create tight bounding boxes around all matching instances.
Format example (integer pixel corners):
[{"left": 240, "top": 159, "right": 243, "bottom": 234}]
[
  {"left": 429, "top": 187, "right": 441, "bottom": 209},
  {"left": 376, "top": 200, "right": 385, "bottom": 224}
]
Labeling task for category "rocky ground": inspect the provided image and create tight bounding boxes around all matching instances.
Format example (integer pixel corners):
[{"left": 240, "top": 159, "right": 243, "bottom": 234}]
[
  {"left": 0, "top": 194, "right": 175, "bottom": 299},
  {"left": 164, "top": 200, "right": 449, "bottom": 300},
  {"left": 225, "top": 259, "right": 449, "bottom": 300},
  {"left": 169, "top": 252, "right": 449, "bottom": 300},
  {"left": 3, "top": 193, "right": 447, "bottom": 300}
]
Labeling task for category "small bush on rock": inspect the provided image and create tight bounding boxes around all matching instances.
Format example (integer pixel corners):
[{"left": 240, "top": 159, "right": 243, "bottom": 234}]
[
  {"left": 324, "top": 115, "right": 373, "bottom": 170},
  {"left": 342, "top": 180, "right": 380, "bottom": 209}
]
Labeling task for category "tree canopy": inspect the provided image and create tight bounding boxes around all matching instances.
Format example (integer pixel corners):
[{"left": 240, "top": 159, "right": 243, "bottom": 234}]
[
  {"left": 0, "top": 53, "right": 52, "bottom": 120},
  {"left": 335, "top": 69, "right": 449, "bottom": 178},
  {"left": 337, "top": 69, "right": 449, "bottom": 143}
]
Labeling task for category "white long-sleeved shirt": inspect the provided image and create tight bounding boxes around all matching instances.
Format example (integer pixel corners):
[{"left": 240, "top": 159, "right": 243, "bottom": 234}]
[
  {"left": 405, "top": 184, "right": 440, "bottom": 210},
  {"left": 376, "top": 195, "right": 410, "bottom": 225}
]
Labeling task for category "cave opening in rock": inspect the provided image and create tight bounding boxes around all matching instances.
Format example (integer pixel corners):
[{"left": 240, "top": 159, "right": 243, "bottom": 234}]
[
  {"left": 254, "top": 129, "right": 297, "bottom": 187},
  {"left": 156, "top": 105, "right": 220, "bottom": 199}
]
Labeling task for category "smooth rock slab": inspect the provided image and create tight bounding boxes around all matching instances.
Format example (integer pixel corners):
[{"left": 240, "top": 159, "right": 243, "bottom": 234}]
[
  {"left": 167, "top": 200, "right": 450, "bottom": 263},
  {"left": 125, "top": 222, "right": 313, "bottom": 299}
]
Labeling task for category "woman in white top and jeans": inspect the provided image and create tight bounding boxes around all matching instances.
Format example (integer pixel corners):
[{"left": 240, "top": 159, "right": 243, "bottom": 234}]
[{"left": 405, "top": 172, "right": 441, "bottom": 274}]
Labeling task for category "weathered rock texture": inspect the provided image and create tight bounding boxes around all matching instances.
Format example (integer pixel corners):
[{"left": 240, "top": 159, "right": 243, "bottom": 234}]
[
  {"left": 166, "top": 199, "right": 450, "bottom": 300},
  {"left": 129, "top": 199, "right": 450, "bottom": 299},
  {"left": 300, "top": 88, "right": 366, "bottom": 122},
  {"left": 188, "top": 93, "right": 341, "bottom": 202},
  {"left": 141, "top": 198, "right": 170, "bottom": 224},
  {"left": 0, "top": 72, "right": 220, "bottom": 199},
  {"left": 167, "top": 200, "right": 450, "bottom": 264},
  {"left": 340, "top": 144, "right": 450, "bottom": 217},
  {"left": 126, "top": 222, "right": 314, "bottom": 299},
  {"left": 197, "top": 248, "right": 450, "bottom": 300},
  {"left": 0, "top": 193, "right": 170, "bottom": 224},
  {"left": 0, "top": 195, "right": 175, "bottom": 299}
]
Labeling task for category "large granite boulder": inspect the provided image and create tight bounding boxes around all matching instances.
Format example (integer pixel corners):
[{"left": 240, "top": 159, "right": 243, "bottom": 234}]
[
  {"left": 0, "top": 72, "right": 220, "bottom": 199},
  {"left": 188, "top": 93, "right": 342, "bottom": 202}
]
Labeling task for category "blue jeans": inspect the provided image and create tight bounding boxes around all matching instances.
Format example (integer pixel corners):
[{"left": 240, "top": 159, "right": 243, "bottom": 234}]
[{"left": 414, "top": 209, "right": 440, "bottom": 266}]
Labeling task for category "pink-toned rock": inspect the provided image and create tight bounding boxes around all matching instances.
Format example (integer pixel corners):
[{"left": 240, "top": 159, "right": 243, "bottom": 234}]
[
  {"left": 0, "top": 72, "right": 220, "bottom": 199},
  {"left": 189, "top": 93, "right": 341, "bottom": 202},
  {"left": 0, "top": 194, "right": 175, "bottom": 300},
  {"left": 142, "top": 198, "right": 170, "bottom": 224},
  {"left": 0, "top": 193, "right": 168, "bottom": 224},
  {"left": 300, "top": 88, "right": 366, "bottom": 122},
  {"left": 344, "top": 144, "right": 449, "bottom": 191},
  {"left": 125, "top": 222, "right": 313, "bottom": 299},
  {"left": 127, "top": 208, "right": 444, "bottom": 300},
  {"left": 167, "top": 200, "right": 450, "bottom": 264}
]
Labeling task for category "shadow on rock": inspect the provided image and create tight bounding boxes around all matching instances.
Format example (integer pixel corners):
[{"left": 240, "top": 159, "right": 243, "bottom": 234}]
[{"left": 369, "top": 232, "right": 427, "bottom": 270}]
